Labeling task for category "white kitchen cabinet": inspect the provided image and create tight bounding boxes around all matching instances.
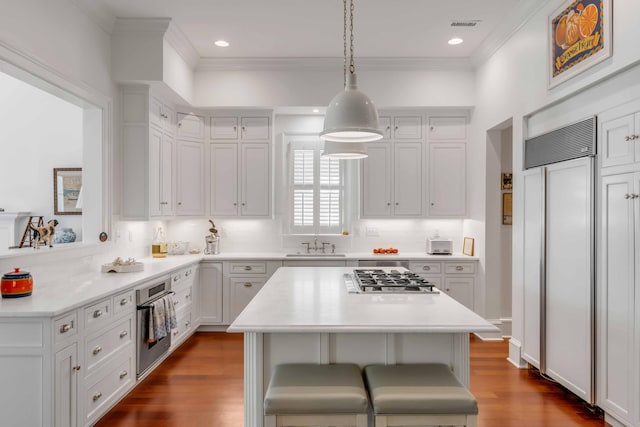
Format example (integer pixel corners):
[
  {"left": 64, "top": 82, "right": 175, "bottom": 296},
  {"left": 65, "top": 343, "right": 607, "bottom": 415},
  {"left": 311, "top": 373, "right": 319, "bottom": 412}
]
[
  {"left": 55, "top": 343, "right": 78, "bottom": 427},
  {"left": 199, "top": 262, "right": 224, "bottom": 324},
  {"left": 378, "top": 115, "right": 422, "bottom": 140},
  {"left": 170, "top": 264, "right": 199, "bottom": 348},
  {"left": 122, "top": 85, "right": 176, "bottom": 219},
  {"left": 428, "top": 142, "right": 466, "bottom": 216},
  {"left": 223, "top": 261, "right": 282, "bottom": 324},
  {"left": 361, "top": 141, "right": 422, "bottom": 217},
  {"left": 177, "top": 112, "right": 205, "bottom": 140},
  {"left": 210, "top": 115, "right": 270, "bottom": 141},
  {"left": 228, "top": 278, "right": 266, "bottom": 321},
  {"left": 428, "top": 116, "right": 467, "bottom": 140},
  {"left": 176, "top": 140, "right": 205, "bottom": 216},
  {"left": 600, "top": 110, "right": 640, "bottom": 169},
  {"left": 598, "top": 172, "right": 639, "bottom": 426},
  {"left": 409, "top": 259, "right": 477, "bottom": 311},
  {"left": 210, "top": 143, "right": 271, "bottom": 217}
]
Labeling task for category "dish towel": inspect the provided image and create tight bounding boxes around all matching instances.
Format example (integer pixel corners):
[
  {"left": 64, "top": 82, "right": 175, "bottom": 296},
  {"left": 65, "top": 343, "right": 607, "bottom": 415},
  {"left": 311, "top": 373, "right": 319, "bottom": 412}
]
[{"left": 146, "top": 295, "right": 177, "bottom": 343}]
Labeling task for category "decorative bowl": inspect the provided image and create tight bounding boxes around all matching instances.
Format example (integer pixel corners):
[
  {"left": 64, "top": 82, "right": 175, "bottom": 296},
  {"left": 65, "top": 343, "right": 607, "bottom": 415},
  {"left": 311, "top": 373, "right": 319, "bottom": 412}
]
[{"left": 1, "top": 268, "right": 33, "bottom": 298}]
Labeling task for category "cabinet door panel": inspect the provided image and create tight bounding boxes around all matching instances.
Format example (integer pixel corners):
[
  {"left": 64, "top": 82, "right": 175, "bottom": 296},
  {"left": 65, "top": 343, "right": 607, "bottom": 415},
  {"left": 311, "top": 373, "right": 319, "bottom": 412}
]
[
  {"left": 378, "top": 116, "right": 392, "bottom": 140},
  {"left": 394, "top": 116, "right": 422, "bottom": 139},
  {"left": 241, "top": 117, "right": 269, "bottom": 140},
  {"left": 176, "top": 141, "right": 205, "bottom": 215},
  {"left": 229, "top": 278, "right": 266, "bottom": 322},
  {"left": 160, "top": 134, "right": 175, "bottom": 216},
  {"left": 199, "top": 263, "right": 223, "bottom": 324},
  {"left": 600, "top": 114, "right": 635, "bottom": 168},
  {"left": 241, "top": 143, "right": 270, "bottom": 216},
  {"left": 443, "top": 277, "right": 473, "bottom": 310},
  {"left": 55, "top": 343, "right": 77, "bottom": 427},
  {"left": 210, "top": 144, "right": 239, "bottom": 216},
  {"left": 394, "top": 142, "right": 422, "bottom": 216},
  {"left": 149, "top": 97, "right": 163, "bottom": 130},
  {"left": 361, "top": 142, "right": 392, "bottom": 217},
  {"left": 177, "top": 113, "right": 205, "bottom": 140},
  {"left": 429, "top": 142, "right": 466, "bottom": 216},
  {"left": 428, "top": 117, "right": 466, "bottom": 140},
  {"left": 211, "top": 117, "right": 238, "bottom": 140},
  {"left": 149, "top": 129, "right": 162, "bottom": 217}
]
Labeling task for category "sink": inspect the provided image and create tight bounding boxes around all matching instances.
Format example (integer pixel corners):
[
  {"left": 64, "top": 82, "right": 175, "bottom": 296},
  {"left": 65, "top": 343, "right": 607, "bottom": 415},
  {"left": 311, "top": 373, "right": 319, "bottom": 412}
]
[{"left": 285, "top": 253, "right": 346, "bottom": 257}]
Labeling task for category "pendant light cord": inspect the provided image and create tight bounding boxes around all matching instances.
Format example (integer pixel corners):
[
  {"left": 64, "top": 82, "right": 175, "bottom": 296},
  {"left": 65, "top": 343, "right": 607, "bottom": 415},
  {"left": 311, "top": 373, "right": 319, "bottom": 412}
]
[
  {"left": 349, "top": 0, "right": 355, "bottom": 74},
  {"left": 343, "top": 0, "right": 347, "bottom": 86},
  {"left": 343, "top": 0, "right": 356, "bottom": 86}
]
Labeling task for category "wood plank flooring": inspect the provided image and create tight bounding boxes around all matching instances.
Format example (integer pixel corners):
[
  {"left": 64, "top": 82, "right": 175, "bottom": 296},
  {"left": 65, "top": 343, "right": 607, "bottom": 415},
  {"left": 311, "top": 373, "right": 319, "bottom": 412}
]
[{"left": 96, "top": 332, "right": 605, "bottom": 427}]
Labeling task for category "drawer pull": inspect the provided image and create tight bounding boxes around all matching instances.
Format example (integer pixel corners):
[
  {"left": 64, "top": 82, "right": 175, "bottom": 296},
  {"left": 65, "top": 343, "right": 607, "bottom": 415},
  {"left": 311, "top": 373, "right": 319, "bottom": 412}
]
[
  {"left": 244, "top": 266, "right": 252, "bottom": 271},
  {"left": 93, "top": 346, "right": 102, "bottom": 355},
  {"left": 93, "top": 392, "right": 102, "bottom": 402},
  {"left": 119, "top": 298, "right": 128, "bottom": 306},
  {"left": 422, "top": 266, "right": 431, "bottom": 271},
  {"left": 185, "top": 321, "right": 191, "bottom": 328},
  {"left": 120, "top": 331, "right": 128, "bottom": 339},
  {"left": 173, "top": 276, "right": 179, "bottom": 282},
  {"left": 455, "top": 266, "right": 464, "bottom": 271},
  {"left": 244, "top": 282, "right": 253, "bottom": 288},
  {"left": 93, "top": 309, "right": 103, "bottom": 318},
  {"left": 185, "top": 270, "right": 191, "bottom": 277},
  {"left": 72, "top": 365, "right": 81, "bottom": 371},
  {"left": 186, "top": 292, "right": 192, "bottom": 300},
  {"left": 173, "top": 330, "right": 179, "bottom": 336},
  {"left": 119, "top": 370, "right": 128, "bottom": 380},
  {"left": 174, "top": 300, "right": 180, "bottom": 306},
  {"left": 59, "top": 323, "right": 72, "bottom": 334}
]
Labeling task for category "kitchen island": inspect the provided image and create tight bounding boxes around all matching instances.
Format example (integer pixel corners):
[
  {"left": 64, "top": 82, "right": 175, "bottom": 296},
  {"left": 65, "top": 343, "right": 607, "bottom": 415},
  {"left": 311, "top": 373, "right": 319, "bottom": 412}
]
[{"left": 228, "top": 266, "right": 498, "bottom": 427}]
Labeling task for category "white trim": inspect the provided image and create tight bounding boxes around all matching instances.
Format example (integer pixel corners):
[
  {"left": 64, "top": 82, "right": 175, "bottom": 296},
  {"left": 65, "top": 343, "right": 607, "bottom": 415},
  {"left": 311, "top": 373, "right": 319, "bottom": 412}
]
[
  {"left": 507, "top": 338, "right": 529, "bottom": 368},
  {"left": 473, "top": 318, "right": 512, "bottom": 340},
  {"left": 165, "top": 21, "right": 201, "bottom": 69},
  {"left": 70, "top": 0, "right": 116, "bottom": 35},
  {"left": 112, "top": 17, "right": 171, "bottom": 35}
]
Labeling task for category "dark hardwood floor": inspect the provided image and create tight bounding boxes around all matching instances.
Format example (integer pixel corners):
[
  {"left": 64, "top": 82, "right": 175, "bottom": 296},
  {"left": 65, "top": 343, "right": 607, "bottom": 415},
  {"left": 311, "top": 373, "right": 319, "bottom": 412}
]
[{"left": 96, "top": 332, "right": 605, "bottom": 427}]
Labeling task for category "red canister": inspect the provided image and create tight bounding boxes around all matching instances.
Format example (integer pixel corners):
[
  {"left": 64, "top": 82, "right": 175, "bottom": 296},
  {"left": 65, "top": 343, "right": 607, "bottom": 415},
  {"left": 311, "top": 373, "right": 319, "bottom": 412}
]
[{"left": 1, "top": 268, "right": 33, "bottom": 298}]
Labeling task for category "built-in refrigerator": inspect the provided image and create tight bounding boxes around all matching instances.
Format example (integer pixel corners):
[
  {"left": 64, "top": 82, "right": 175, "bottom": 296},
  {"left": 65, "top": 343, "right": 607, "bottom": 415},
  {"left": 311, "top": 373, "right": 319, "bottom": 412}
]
[{"left": 522, "top": 116, "right": 596, "bottom": 404}]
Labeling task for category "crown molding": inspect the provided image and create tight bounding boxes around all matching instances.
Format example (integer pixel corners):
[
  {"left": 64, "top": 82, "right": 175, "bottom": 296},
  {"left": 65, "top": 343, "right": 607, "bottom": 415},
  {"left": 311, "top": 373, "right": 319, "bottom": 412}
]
[
  {"left": 471, "top": 0, "right": 552, "bottom": 67},
  {"left": 196, "top": 57, "right": 474, "bottom": 72},
  {"left": 70, "top": 0, "right": 116, "bottom": 35},
  {"left": 164, "top": 21, "right": 200, "bottom": 69},
  {"left": 112, "top": 17, "right": 171, "bottom": 35}
]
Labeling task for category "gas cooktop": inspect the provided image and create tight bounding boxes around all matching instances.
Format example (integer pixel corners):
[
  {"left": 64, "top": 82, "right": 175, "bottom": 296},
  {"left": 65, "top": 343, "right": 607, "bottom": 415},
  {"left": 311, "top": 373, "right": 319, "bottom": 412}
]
[{"left": 345, "top": 269, "right": 439, "bottom": 294}]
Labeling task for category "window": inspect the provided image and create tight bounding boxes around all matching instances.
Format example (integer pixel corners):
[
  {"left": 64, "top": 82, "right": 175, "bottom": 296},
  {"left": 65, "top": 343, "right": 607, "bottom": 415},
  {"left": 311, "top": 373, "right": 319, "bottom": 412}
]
[{"left": 288, "top": 137, "right": 345, "bottom": 234}]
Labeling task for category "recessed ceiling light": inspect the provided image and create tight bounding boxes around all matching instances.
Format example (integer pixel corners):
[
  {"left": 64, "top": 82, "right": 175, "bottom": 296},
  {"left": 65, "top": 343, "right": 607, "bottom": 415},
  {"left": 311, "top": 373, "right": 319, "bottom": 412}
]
[
  {"left": 214, "top": 40, "right": 230, "bottom": 47},
  {"left": 312, "top": 108, "right": 320, "bottom": 113},
  {"left": 448, "top": 38, "right": 464, "bottom": 45}
]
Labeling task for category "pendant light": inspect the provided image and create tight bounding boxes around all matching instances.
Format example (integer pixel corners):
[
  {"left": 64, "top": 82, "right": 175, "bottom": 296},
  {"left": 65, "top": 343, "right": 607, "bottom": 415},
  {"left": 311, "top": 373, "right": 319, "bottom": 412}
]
[
  {"left": 321, "top": 140, "right": 368, "bottom": 159},
  {"left": 320, "top": 0, "right": 382, "bottom": 144}
]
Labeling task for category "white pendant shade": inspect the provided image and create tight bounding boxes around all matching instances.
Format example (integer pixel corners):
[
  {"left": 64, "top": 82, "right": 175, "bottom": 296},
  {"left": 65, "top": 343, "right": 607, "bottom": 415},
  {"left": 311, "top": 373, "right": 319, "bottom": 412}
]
[
  {"left": 320, "top": 74, "right": 383, "bottom": 143},
  {"left": 321, "top": 140, "right": 368, "bottom": 159}
]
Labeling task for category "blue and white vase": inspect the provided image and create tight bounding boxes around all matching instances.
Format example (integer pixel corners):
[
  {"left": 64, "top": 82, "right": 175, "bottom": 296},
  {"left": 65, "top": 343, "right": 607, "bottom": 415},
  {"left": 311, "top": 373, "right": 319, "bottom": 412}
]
[{"left": 54, "top": 228, "right": 76, "bottom": 244}]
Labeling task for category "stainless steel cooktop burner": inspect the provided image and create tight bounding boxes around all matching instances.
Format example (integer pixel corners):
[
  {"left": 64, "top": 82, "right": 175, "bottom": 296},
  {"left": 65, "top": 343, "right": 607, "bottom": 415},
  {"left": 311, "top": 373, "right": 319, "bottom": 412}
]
[{"left": 346, "top": 269, "right": 439, "bottom": 294}]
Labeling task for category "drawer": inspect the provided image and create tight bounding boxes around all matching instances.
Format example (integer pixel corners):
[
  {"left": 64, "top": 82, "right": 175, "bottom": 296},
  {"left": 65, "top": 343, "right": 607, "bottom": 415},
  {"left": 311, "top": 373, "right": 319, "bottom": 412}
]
[
  {"left": 113, "top": 289, "right": 134, "bottom": 316},
  {"left": 85, "top": 355, "right": 134, "bottom": 421},
  {"left": 228, "top": 262, "right": 266, "bottom": 275},
  {"left": 85, "top": 317, "right": 133, "bottom": 372},
  {"left": 172, "top": 284, "right": 193, "bottom": 312},
  {"left": 172, "top": 310, "right": 193, "bottom": 346},
  {"left": 84, "top": 298, "right": 112, "bottom": 331},
  {"left": 171, "top": 270, "right": 184, "bottom": 286},
  {"left": 410, "top": 261, "right": 442, "bottom": 274},
  {"left": 55, "top": 312, "right": 78, "bottom": 341},
  {"left": 444, "top": 262, "right": 476, "bottom": 274},
  {"left": 416, "top": 275, "right": 442, "bottom": 287}
]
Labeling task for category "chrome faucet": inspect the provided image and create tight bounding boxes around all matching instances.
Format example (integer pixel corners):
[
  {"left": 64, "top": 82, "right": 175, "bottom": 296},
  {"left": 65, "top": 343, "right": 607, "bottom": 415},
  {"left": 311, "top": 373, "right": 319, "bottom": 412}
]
[{"left": 321, "top": 242, "right": 331, "bottom": 253}]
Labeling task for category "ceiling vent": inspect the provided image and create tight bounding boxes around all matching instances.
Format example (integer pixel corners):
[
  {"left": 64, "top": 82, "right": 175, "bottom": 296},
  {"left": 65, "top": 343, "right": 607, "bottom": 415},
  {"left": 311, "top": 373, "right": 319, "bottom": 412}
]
[{"left": 450, "top": 20, "right": 481, "bottom": 27}]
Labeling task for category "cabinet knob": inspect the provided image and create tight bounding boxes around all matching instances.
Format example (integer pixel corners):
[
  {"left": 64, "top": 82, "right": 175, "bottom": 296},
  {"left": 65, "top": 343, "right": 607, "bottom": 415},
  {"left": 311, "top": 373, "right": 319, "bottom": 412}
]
[
  {"left": 72, "top": 365, "right": 81, "bottom": 371},
  {"left": 93, "top": 346, "right": 102, "bottom": 355},
  {"left": 233, "top": 126, "right": 237, "bottom": 131},
  {"left": 395, "top": 202, "right": 399, "bottom": 206},
  {"left": 178, "top": 202, "right": 182, "bottom": 205},
  {"left": 93, "top": 392, "right": 102, "bottom": 402},
  {"left": 625, "top": 134, "right": 639, "bottom": 141},
  {"left": 60, "top": 323, "right": 72, "bottom": 334},
  {"left": 242, "top": 202, "right": 246, "bottom": 206},
  {"left": 185, "top": 321, "right": 191, "bottom": 327},
  {"left": 120, "top": 330, "right": 128, "bottom": 339},
  {"left": 244, "top": 266, "right": 252, "bottom": 271},
  {"left": 185, "top": 270, "right": 190, "bottom": 277},
  {"left": 387, "top": 202, "right": 391, "bottom": 206},
  {"left": 233, "top": 202, "right": 237, "bottom": 206},
  {"left": 173, "top": 330, "right": 179, "bottom": 336},
  {"left": 120, "top": 298, "right": 128, "bottom": 306},
  {"left": 178, "top": 122, "right": 182, "bottom": 127},
  {"left": 446, "top": 288, "right": 451, "bottom": 292},
  {"left": 93, "top": 309, "right": 103, "bottom": 318},
  {"left": 244, "top": 282, "right": 253, "bottom": 287},
  {"left": 174, "top": 300, "right": 180, "bottom": 306},
  {"left": 431, "top": 202, "right": 435, "bottom": 206},
  {"left": 395, "top": 126, "right": 399, "bottom": 131},
  {"left": 119, "top": 370, "right": 128, "bottom": 380}
]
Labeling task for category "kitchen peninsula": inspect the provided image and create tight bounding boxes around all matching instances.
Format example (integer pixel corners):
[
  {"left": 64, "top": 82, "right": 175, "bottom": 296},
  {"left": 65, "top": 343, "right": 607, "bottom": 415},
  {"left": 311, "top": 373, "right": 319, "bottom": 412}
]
[{"left": 228, "top": 266, "right": 498, "bottom": 427}]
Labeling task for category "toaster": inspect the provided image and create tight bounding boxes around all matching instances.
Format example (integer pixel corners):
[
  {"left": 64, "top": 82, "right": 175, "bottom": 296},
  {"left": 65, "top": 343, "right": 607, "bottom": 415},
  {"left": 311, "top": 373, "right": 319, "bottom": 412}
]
[{"left": 427, "top": 239, "right": 453, "bottom": 255}]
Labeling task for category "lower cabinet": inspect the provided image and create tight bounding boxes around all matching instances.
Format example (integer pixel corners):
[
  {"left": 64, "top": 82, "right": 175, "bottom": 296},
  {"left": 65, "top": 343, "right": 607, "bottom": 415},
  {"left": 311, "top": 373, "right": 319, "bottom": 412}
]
[
  {"left": 410, "top": 259, "right": 476, "bottom": 310},
  {"left": 223, "top": 261, "right": 281, "bottom": 324},
  {"left": 199, "top": 262, "right": 224, "bottom": 324},
  {"left": 228, "top": 277, "right": 266, "bottom": 321},
  {"left": 170, "top": 264, "right": 199, "bottom": 348},
  {"left": 55, "top": 343, "right": 78, "bottom": 427}
]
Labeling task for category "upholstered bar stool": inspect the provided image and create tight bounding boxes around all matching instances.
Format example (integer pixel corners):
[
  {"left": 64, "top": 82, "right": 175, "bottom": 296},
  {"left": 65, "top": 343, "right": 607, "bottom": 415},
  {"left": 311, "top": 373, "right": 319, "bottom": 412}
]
[
  {"left": 364, "top": 363, "right": 478, "bottom": 427},
  {"left": 264, "top": 363, "right": 368, "bottom": 427}
]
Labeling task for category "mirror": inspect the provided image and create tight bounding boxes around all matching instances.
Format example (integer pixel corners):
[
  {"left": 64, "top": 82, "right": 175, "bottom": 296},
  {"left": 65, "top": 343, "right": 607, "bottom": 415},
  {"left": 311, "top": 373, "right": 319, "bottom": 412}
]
[{"left": 0, "top": 58, "right": 107, "bottom": 253}]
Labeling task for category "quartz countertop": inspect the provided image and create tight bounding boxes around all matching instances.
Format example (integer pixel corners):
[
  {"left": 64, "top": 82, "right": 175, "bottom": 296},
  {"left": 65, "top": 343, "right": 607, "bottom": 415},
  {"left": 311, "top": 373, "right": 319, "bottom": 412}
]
[
  {"left": 201, "top": 252, "right": 476, "bottom": 261},
  {"left": 228, "top": 267, "right": 497, "bottom": 334}
]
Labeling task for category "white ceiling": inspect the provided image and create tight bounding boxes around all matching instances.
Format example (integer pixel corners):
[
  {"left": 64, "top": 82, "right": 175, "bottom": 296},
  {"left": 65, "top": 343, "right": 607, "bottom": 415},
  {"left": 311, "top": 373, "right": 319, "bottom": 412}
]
[{"left": 93, "top": 0, "right": 540, "bottom": 61}]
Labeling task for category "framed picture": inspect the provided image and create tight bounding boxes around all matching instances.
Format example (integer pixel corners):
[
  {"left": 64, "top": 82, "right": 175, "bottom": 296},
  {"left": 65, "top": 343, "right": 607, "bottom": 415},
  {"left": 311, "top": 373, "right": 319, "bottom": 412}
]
[
  {"left": 462, "top": 237, "right": 474, "bottom": 256},
  {"left": 548, "top": 0, "right": 612, "bottom": 89},
  {"left": 503, "top": 193, "right": 513, "bottom": 225},
  {"left": 501, "top": 173, "right": 513, "bottom": 190},
  {"left": 53, "top": 168, "right": 82, "bottom": 215}
]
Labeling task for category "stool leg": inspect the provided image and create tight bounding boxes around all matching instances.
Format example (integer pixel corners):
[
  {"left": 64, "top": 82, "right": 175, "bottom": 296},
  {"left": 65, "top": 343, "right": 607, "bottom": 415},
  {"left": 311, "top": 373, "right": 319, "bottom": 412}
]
[
  {"left": 374, "top": 415, "right": 388, "bottom": 427},
  {"left": 466, "top": 414, "right": 478, "bottom": 427},
  {"left": 264, "top": 415, "right": 276, "bottom": 427}
]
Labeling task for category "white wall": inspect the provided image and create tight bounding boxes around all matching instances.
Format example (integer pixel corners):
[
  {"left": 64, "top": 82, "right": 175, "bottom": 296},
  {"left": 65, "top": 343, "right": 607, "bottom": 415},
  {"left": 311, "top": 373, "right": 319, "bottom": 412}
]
[
  {"left": 193, "top": 68, "right": 476, "bottom": 108},
  {"left": 472, "top": 0, "right": 640, "bottom": 359},
  {"left": 0, "top": 71, "right": 83, "bottom": 241}
]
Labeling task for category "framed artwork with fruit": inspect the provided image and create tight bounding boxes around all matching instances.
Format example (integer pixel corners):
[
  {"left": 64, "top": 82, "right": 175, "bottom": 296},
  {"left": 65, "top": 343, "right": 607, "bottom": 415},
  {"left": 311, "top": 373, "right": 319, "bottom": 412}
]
[{"left": 549, "top": 0, "right": 611, "bottom": 88}]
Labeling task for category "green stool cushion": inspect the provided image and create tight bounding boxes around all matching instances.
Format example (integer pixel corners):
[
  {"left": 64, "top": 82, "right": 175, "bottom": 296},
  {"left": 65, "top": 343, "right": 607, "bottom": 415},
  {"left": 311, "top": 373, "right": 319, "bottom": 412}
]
[
  {"left": 264, "top": 363, "right": 369, "bottom": 415},
  {"left": 364, "top": 363, "right": 478, "bottom": 415}
]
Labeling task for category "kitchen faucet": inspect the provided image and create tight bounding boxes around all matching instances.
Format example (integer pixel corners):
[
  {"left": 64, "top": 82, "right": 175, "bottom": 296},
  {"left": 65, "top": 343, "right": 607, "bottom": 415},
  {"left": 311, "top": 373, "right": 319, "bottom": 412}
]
[{"left": 301, "top": 237, "right": 332, "bottom": 253}]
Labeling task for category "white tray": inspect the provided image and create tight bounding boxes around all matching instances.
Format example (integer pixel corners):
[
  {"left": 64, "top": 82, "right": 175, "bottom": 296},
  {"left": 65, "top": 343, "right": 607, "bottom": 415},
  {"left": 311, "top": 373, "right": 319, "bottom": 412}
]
[{"left": 101, "top": 262, "right": 144, "bottom": 273}]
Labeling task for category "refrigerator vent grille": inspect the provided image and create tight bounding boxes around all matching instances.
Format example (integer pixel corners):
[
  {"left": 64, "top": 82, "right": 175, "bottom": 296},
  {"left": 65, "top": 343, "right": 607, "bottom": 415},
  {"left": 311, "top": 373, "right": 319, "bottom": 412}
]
[{"left": 525, "top": 117, "right": 596, "bottom": 169}]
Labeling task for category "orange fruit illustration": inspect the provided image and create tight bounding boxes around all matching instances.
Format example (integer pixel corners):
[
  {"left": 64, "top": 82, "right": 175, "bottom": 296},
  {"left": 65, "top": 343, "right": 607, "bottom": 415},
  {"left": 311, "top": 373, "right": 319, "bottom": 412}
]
[
  {"left": 579, "top": 3, "right": 599, "bottom": 39},
  {"left": 565, "top": 12, "right": 580, "bottom": 45},
  {"left": 555, "top": 15, "right": 567, "bottom": 47}
]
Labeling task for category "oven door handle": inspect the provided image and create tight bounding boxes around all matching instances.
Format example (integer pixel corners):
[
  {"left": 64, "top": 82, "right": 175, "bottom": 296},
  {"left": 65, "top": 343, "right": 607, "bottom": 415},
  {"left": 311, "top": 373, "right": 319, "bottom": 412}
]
[{"left": 136, "top": 291, "right": 175, "bottom": 310}]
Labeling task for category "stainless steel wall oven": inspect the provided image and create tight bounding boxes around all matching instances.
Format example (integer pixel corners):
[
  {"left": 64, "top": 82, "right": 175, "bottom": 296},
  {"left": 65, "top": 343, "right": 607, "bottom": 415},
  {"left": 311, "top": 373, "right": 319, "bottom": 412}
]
[{"left": 136, "top": 277, "right": 172, "bottom": 378}]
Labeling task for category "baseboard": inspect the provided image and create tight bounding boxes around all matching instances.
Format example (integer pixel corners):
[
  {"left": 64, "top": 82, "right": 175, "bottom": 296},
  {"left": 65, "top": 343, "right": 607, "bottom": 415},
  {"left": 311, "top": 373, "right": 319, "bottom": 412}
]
[
  {"left": 197, "top": 325, "right": 229, "bottom": 332},
  {"left": 473, "top": 318, "right": 512, "bottom": 341},
  {"left": 507, "top": 338, "right": 529, "bottom": 368},
  {"left": 604, "top": 412, "right": 630, "bottom": 427}
]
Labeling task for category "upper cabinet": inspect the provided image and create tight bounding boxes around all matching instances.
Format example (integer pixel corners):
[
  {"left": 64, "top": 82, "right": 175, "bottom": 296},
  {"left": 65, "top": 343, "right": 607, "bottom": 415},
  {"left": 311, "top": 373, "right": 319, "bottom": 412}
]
[
  {"left": 176, "top": 140, "right": 205, "bottom": 216},
  {"left": 210, "top": 116, "right": 270, "bottom": 141},
  {"left": 177, "top": 113, "right": 206, "bottom": 141},
  {"left": 122, "top": 86, "right": 176, "bottom": 220},
  {"left": 599, "top": 105, "right": 640, "bottom": 170},
  {"left": 378, "top": 115, "right": 422, "bottom": 140},
  {"left": 427, "top": 116, "right": 468, "bottom": 217}
]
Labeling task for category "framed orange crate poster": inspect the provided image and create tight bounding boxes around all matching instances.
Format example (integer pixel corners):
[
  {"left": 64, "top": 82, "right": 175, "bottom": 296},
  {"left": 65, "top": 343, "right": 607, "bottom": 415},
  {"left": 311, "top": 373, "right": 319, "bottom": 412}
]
[{"left": 549, "top": 0, "right": 611, "bottom": 88}]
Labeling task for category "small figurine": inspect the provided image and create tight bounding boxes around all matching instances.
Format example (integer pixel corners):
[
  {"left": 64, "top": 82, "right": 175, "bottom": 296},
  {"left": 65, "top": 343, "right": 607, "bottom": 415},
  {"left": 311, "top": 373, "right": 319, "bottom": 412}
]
[
  {"left": 30, "top": 219, "right": 59, "bottom": 249},
  {"left": 208, "top": 219, "right": 219, "bottom": 237}
]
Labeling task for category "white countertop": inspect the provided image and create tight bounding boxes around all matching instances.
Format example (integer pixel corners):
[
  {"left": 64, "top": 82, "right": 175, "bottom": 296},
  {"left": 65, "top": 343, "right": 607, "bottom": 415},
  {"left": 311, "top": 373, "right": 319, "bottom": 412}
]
[
  {"left": 228, "top": 267, "right": 497, "bottom": 334},
  {"left": 201, "top": 252, "right": 476, "bottom": 261}
]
